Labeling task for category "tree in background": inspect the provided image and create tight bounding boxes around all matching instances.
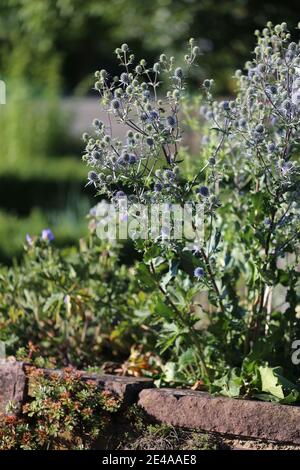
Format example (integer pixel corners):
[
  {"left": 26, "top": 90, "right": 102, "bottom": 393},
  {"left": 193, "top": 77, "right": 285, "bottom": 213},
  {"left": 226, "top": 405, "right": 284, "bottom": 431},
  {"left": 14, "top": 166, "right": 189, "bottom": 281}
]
[{"left": 1, "top": 0, "right": 300, "bottom": 93}]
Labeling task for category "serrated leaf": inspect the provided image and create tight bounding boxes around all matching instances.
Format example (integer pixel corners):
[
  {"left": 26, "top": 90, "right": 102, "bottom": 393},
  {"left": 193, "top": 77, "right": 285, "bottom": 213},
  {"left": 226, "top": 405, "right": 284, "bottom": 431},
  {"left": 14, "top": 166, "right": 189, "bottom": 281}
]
[{"left": 259, "top": 366, "right": 299, "bottom": 403}]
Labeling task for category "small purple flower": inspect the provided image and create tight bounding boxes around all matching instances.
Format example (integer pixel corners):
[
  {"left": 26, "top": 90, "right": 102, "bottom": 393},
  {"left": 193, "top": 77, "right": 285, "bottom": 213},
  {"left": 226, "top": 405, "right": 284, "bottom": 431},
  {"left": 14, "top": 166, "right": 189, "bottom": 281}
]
[
  {"left": 41, "top": 229, "right": 55, "bottom": 242},
  {"left": 122, "top": 152, "right": 130, "bottom": 164},
  {"left": 269, "top": 85, "right": 277, "bottom": 95},
  {"left": 255, "top": 124, "right": 264, "bottom": 134},
  {"left": 194, "top": 267, "right": 205, "bottom": 278},
  {"left": 115, "top": 190, "right": 126, "bottom": 198},
  {"left": 64, "top": 294, "right": 71, "bottom": 305},
  {"left": 92, "top": 150, "right": 102, "bottom": 161},
  {"left": 146, "top": 137, "right": 154, "bottom": 146},
  {"left": 197, "top": 186, "right": 210, "bottom": 197},
  {"left": 111, "top": 98, "right": 121, "bottom": 110},
  {"left": 267, "top": 142, "right": 276, "bottom": 153},
  {"left": 154, "top": 182, "right": 163, "bottom": 192},
  {"left": 129, "top": 154, "right": 138, "bottom": 164},
  {"left": 164, "top": 169, "right": 175, "bottom": 180},
  {"left": 148, "top": 110, "right": 159, "bottom": 122},
  {"left": 174, "top": 67, "right": 183, "bottom": 80},
  {"left": 87, "top": 171, "right": 99, "bottom": 183},
  {"left": 166, "top": 115, "right": 177, "bottom": 128},
  {"left": 25, "top": 234, "right": 33, "bottom": 246},
  {"left": 120, "top": 72, "right": 130, "bottom": 84}
]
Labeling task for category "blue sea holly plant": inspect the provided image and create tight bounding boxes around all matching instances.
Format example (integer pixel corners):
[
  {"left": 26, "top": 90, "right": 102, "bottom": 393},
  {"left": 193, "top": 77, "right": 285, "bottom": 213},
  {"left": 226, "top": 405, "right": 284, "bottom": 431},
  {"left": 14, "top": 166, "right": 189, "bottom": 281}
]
[{"left": 83, "top": 25, "right": 300, "bottom": 403}]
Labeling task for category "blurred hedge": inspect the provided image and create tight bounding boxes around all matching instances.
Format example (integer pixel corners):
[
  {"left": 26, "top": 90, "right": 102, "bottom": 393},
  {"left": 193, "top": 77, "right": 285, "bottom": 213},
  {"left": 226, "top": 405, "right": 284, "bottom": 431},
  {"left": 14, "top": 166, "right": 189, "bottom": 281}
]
[
  {"left": 1, "top": 0, "right": 300, "bottom": 94},
  {"left": 1, "top": 0, "right": 299, "bottom": 263}
]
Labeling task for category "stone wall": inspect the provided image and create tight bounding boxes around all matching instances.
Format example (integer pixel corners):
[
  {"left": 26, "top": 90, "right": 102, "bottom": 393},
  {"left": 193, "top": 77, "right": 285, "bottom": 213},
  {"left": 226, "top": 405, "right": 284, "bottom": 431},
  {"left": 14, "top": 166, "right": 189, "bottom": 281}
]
[{"left": 1, "top": 360, "right": 300, "bottom": 445}]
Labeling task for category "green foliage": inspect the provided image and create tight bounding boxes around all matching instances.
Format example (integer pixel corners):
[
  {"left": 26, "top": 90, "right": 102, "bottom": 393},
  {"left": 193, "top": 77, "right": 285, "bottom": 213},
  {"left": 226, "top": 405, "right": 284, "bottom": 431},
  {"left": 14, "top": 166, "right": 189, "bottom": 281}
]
[
  {"left": 0, "top": 227, "right": 151, "bottom": 367},
  {"left": 1, "top": 13, "right": 300, "bottom": 406},
  {"left": 258, "top": 365, "right": 299, "bottom": 403},
  {"left": 0, "top": 366, "right": 121, "bottom": 450},
  {"left": 83, "top": 25, "right": 300, "bottom": 403}
]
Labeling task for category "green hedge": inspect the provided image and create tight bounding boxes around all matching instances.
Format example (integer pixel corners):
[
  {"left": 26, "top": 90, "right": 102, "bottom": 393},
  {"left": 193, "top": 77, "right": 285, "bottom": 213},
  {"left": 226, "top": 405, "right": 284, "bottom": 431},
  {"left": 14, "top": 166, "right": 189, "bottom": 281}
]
[{"left": 0, "top": 155, "right": 93, "bottom": 215}]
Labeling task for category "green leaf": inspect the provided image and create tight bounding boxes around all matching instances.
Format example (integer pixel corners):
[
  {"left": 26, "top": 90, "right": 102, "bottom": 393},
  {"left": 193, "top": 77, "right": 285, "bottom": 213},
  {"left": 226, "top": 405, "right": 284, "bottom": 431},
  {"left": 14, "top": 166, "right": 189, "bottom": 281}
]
[
  {"left": 161, "top": 260, "right": 179, "bottom": 290},
  {"left": 259, "top": 366, "right": 299, "bottom": 403},
  {"left": 43, "top": 293, "right": 64, "bottom": 313},
  {"left": 213, "top": 368, "right": 243, "bottom": 397},
  {"left": 153, "top": 297, "right": 174, "bottom": 321},
  {"left": 136, "top": 263, "right": 156, "bottom": 289},
  {"left": 143, "top": 245, "right": 161, "bottom": 263},
  {"left": 178, "top": 348, "right": 195, "bottom": 369},
  {"left": 163, "top": 362, "right": 176, "bottom": 382}
]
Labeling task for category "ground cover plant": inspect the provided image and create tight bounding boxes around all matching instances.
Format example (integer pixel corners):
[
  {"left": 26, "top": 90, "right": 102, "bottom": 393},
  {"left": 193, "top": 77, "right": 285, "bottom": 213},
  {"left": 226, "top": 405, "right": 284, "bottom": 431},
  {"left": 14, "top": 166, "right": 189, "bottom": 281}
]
[
  {"left": 82, "top": 22, "right": 300, "bottom": 402},
  {"left": 0, "top": 362, "right": 222, "bottom": 451},
  {"left": 0, "top": 366, "right": 121, "bottom": 450}
]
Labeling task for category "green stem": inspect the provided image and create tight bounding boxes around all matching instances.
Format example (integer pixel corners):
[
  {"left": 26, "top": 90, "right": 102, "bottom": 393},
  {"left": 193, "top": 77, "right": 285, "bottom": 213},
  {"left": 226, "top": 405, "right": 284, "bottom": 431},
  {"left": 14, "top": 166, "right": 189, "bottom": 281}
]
[{"left": 149, "top": 261, "right": 212, "bottom": 384}]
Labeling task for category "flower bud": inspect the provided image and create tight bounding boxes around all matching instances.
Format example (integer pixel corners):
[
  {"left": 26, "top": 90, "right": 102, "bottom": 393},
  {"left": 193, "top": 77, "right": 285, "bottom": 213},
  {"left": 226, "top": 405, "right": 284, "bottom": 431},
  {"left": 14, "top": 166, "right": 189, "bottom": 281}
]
[{"left": 174, "top": 67, "right": 183, "bottom": 80}]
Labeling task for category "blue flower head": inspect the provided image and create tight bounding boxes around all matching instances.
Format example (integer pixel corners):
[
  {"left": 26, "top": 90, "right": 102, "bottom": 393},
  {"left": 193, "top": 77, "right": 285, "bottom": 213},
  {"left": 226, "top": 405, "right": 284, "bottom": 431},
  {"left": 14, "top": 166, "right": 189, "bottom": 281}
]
[
  {"left": 197, "top": 186, "right": 210, "bottom": 197},
  {"left": 116, "top": 190, "right": 126, "bottom": 198},
  {"left": 166, "top": 115, "right": 177, "bottom": 128},
  {"left": 148, "top": 110, "right": 159, "bottom": 122},
  {"left": 41, "top": 229, "right": 55, "bottom": 242},
  {"left": 129, "top": 154, "right": 137, "bottom": 164},
  {"left": 154, "top": 182, "right": 163, "bottom": 192},
  {"left": 88, "top": 171, "right": 98, "bottom": 183},
  {"left": 146, "top": 137, "right": 154, "bottom": 147},
  {"left": 194, "top": 267, "right": 205, "bottom": 278},
  {"left": 164, "top": 169, "right": 175, "bottom": 180},
  {"left": 174, "top": 67, "right": 183, "bottom": 80},
  {"left": 111, "top": 98, "right": 121, "bottom": 110},
  {"left": 120, "top": 72, "right": 130, "bottom": 84}
]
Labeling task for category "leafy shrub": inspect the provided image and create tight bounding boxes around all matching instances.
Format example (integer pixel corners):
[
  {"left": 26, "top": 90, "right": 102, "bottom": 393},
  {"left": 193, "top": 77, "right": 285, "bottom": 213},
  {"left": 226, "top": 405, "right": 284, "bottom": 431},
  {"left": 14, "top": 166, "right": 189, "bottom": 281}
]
[
  {"left": 0, "top": 222, "right": 150, "bottom": 367},
  {"left": 0, "top": 76, "right": 68, "bottom": 166},
  {"left": 83, "top": 24, "right": 300, "bottom": 402},
  {"left": 0, "top": 366, "right": 120, "bottom": 450}
]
